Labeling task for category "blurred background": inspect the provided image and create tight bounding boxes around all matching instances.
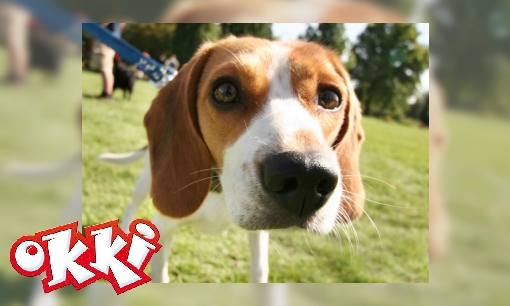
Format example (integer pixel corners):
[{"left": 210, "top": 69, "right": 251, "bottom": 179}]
[{"left": 1, "top": 0, "right": 509, "bottom": 305}]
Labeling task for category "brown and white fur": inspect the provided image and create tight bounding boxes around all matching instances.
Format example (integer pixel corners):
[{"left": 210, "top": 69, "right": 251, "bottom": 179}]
[{"left": 99, "top": 36, "right": 365, "bottom": 283}]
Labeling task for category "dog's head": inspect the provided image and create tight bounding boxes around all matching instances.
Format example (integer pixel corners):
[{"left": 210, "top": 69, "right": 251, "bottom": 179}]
[{"left": 144, "top": 36, "right": 365, "bottom": 234}]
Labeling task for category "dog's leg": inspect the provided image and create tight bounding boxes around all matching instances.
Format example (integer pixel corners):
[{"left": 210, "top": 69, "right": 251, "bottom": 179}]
[
  {"left": 121, "top": 152, "right": 151, "bottom": 232},
  {"left": 249, "top": 230, "right": 269, "bottom": 283},
  {"left": 151, "top": 213, "right": 179, "bottom": 283}
]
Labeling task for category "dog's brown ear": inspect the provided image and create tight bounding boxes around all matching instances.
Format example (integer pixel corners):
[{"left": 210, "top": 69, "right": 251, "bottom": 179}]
[
  {"left": 333, "top": 81, "right": 366, "bottom": 222},
  {"left": 144, "top": 44, "right": 214, "bottom": 218}
]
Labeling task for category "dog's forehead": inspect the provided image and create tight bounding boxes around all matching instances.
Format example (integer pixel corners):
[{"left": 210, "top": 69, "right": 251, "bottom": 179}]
[
  {"left": 203, "top": 37, "right": 340, "bottom": 75},
  {"left": 205, "top": 37, "right": 274, "bottom": 68},
  {"left": 289, "top": 42, "right": 343, "bottom": 76}
]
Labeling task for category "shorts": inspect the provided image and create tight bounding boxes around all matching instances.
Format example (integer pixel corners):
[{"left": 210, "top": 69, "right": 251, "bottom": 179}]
[{"left": 92, "top": 39, "right": 115, "bottom": 72}]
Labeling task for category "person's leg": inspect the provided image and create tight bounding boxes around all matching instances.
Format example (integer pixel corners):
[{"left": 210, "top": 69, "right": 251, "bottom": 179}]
[
  {"left": 99, "top": 44, "right": 115, "bottom": 99},
  {"left": 100, "top": 69, "right": 114, "bottom": 95},
  {"left": 1, "top": 3, "right": 30, "bottom": 83}
]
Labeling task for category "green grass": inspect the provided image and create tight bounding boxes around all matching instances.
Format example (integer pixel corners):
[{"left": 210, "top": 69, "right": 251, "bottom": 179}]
[{"left": 82, "top": 69, "right": 429, "bottom": 283}]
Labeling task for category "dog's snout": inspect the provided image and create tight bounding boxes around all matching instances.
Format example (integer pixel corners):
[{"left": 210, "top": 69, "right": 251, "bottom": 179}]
[{"left": 261, "top": 152, "right": 338, "bottom": 218}]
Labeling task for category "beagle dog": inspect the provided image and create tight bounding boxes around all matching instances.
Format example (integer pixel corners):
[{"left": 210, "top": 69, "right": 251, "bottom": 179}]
[{"left": 99, "top": 35, "right": 365, "bottom": 283}]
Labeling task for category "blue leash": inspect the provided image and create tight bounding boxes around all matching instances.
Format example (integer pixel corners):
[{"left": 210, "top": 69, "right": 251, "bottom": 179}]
[
  {"left": 83, "top": 23, "right": 177, "bottom": 86},
  {"left": 9, "top": 0, "right": 81, "bottom": 46}
]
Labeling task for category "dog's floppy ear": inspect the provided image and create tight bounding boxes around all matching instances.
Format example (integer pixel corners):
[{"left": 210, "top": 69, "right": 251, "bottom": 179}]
[
  {"left": 334, "top": 79, "right": 366, "bottom": 222},
  {"left": 144, "top": 44, "right": 214, "bottom": 218}
]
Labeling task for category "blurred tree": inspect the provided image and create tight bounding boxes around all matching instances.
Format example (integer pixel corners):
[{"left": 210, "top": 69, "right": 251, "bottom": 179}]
[
  {"left": 420, "top": 94, "right": 429, "bottom": 126},
  {"left": 350, "top": 24, "right": 429, "bottom": 119},
  {"left": 121, "top": 23, "right": 176, "bottom": 60},
  {"left": 299, "top": 23, "right": 348, "bottom": 55},
  {"left": 220, "top": 23, "right": 273, "bottom": 39},
  {"left": 431, "top": 0, "right": 510, "bottom": 117},
  {"left": 82, "top": 29, "right": 93, "bottom": 65},
  {"left": 407, "top": 96, "right": 422, "bottom": 119},
  {"left": 407, "top": 92, "right": 429, "bottom": 126},
  {"left": 172, "top": 23, "right": 221, "bottom": 64}
]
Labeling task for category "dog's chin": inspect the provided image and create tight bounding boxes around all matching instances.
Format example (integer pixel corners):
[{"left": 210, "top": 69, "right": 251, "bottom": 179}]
[
  {"left": 234, "top": 219, "right": 336, "bottom": 235},
  {"left": 228, "top": 201, "right": 338, "bottom": 235}
]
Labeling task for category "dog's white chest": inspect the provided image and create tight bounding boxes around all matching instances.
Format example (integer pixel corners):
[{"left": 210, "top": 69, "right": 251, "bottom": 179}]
[{"left": 188, "top": 191, "right": 233, "bottom": 234}]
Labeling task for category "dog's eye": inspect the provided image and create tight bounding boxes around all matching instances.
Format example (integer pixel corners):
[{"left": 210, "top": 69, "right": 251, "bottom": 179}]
[
  {"left": 318, "top": 90, "right": 342, "bottom": 110},
  {"left": 213, "top": 82, "right": 239, "bottom": 104}
]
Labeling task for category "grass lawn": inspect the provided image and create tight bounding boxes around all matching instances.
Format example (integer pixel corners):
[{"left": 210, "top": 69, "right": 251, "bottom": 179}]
[{"left": 82, "top": 69, "right": 429, "bottom": 283}]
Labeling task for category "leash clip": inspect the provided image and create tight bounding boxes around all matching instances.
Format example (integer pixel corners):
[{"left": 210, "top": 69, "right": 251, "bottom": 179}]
[{"left": 150, "top": 71, "right": 178, "bottom": 88}]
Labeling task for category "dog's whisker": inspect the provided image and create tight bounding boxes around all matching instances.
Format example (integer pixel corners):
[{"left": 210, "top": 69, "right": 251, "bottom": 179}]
[
  {"left": 218, "top": 46, "right": 244, "bottom": 69},
  {"left": 172, "top": 176, "right": 219, "bottom": 194},
  {"left": 302, "top": 232, "right": 316, "bottom": 257},
  {"left": 210, "top": 182, "right": 222, "bottom": 193},
  {"left": 337, "top": 202, "right": 359, "bottom": 259},
  {"left": 309, "top": 42, "right": 331, "bottom": 69},
  {"left": 335, "top": 205, "right": 356, "bottom": 258},
  {"left": 346, "top": 217, "right": 360, "bottom": 259},
  {"left": 270, "top": 237, "right": 282, "bottom": 256},
  {"left": 189, "top": 167, "right": 223, "bottom": 175},
  {"left": 333, "top": 151, "right": 358, "bottom": 162},
  {"left": 342, "top": 188, "right": 416, "bottom": 209},
  {"left": 331, "top": 227, "right": 343, "bottom": 254},
  {"left": 335, "top": 228, "right": 345, "bottom": 255},
  {"left": 336, "top": 222, "right": 355, "bottom": 260},
  {"left": 342, "top": 192, "right": 383, "bottom": 250},
  {"left": 342, "top": 174, "right": 377, "bottom": 192},
  {"left": 244, "top": 119, "right": 267, "bottom": 146},
  {"left": 358, "top": 175, "right": 396, "bottom": 189},
  {"left": 362, "top": 181, "right": 376, "bottom": 192},
  {"left": 340, "top": 179, "right": 402, "bottom": 210},
  {"left": 341, "top": 174, "right": 374, "bottom": 190},
  {"left": 341, "top": 171, "right": 396, "bottom": 190}
]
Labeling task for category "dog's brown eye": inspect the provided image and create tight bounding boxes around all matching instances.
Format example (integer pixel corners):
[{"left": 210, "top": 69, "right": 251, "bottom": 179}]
[
  {"left": 213, "top": 82, "right": 239, "bottom": 104},
  {"left": 318, "top": 90, "right": 342, "bottom": 110}
]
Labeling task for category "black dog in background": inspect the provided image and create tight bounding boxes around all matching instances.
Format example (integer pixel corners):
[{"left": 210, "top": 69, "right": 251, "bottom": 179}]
[{"left": 113, "top": 58, "right": 136, "bottom": 100}]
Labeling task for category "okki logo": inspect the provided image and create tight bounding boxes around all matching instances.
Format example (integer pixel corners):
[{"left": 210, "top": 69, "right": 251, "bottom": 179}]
[{"left": 10, "top": 219, "right": 161, "bottom": 294}]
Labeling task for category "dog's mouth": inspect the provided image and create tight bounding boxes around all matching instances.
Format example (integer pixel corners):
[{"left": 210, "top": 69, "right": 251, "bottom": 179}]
[{"left": 233, "top": 206, "right": 338, "bottom": 234}]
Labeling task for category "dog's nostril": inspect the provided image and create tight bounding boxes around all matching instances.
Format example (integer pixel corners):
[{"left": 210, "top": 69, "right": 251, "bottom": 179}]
[
  {"left": 316, "top": 179, "right": 329, "bottom": 195},
  {"left": 277, "top": 178, "right": 298, "bottom": 193},
  {"left": 316, "top": 177, "right": 337, "bottom": 196}
]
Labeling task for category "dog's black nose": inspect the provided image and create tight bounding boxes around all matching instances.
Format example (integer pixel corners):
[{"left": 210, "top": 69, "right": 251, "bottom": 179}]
[{"left": 261, "top": 152, "right": 338, "bottom": 218}]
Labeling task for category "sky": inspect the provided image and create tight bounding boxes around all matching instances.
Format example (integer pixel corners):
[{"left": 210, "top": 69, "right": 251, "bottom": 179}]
[{"left": 272, "top": 23, "right": 429, "bottom": 93}]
